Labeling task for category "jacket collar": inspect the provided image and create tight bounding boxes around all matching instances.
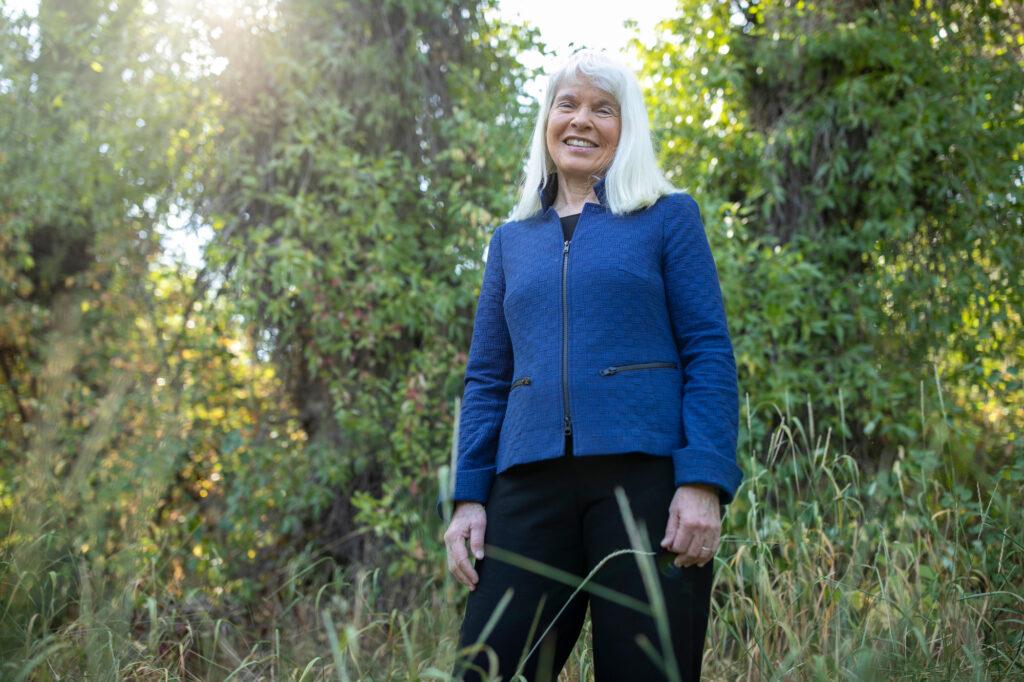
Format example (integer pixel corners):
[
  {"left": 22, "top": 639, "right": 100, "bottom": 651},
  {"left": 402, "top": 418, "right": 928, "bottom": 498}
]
[{"left": 537, "top": 172, "right": 608, "bottom": 213}]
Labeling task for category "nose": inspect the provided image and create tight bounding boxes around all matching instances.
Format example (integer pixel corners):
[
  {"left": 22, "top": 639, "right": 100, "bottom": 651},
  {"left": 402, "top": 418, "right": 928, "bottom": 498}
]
[{"left": 570, "top": 106, "right": 593, "bottom": 129}]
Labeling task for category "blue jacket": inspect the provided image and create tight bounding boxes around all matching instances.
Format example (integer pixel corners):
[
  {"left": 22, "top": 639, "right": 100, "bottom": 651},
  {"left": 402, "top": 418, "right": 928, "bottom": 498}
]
[{"left": 436, "top": 175, "right": 742, "bottom": 521}]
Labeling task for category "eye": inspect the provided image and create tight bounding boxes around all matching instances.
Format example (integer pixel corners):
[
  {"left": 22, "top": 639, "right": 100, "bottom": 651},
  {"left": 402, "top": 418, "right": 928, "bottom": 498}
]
[{"left": 556, "top": 101, "right": 574, "bottom": 110}]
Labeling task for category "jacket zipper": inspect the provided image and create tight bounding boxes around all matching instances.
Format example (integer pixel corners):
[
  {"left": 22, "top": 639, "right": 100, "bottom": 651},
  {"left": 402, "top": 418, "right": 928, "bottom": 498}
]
[
  {"left": 562, "top": 239, "right": 572, "bottom": 437},
  {"left": 599, "top": 361, "right": 678, "bottom": 376},
  {"left": 510, "top": 377, "right": 531, "bottom": 389}
]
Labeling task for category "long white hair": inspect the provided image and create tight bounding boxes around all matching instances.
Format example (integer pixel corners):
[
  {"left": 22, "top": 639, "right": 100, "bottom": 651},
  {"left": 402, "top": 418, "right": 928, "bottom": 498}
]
[{"left": 508, "top": 48, "right": 677, "bottom": 221}]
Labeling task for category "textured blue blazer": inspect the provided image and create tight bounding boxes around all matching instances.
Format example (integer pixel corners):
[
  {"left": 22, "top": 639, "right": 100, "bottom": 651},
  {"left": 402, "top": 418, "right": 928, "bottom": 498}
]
[{"left": 437, "top": 174, "right": 742, "bottom": 520}]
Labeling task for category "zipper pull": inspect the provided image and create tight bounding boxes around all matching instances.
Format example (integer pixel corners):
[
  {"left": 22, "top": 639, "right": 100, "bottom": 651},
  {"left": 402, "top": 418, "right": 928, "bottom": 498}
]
[
  {"left": 563, "top": 415, "right": 572, "bottom": 435},
  {"left": 563, "top": 240, "right": 570, "bottom": 254},
  {"left": 599, "top": 367, "right": 617, "bottom": 376}
]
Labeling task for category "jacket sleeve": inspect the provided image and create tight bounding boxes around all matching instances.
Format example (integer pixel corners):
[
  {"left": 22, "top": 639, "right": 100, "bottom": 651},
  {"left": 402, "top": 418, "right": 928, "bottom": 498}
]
[
  {"left": 662, "top": 193, "right": 743, "bottom": 505},
  {"left": 436, "top": 226, "right": 514, "bottom": 521}
]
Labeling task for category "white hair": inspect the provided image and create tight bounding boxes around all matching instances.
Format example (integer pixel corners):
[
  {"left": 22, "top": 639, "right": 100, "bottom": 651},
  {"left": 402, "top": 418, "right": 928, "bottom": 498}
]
[{"left": 508, "top": 48, "right": 678, "bottom": 221}]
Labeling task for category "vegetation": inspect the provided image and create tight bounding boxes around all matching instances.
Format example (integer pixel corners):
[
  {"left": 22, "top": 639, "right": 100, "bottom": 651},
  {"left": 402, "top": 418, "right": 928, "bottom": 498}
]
[{"left": 0, "top": 0, "right": 1020, "bottom": 679}]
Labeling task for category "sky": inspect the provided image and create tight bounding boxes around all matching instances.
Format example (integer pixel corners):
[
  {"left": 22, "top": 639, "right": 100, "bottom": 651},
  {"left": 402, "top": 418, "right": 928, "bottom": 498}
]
[
  {"left": 498, "top": 0, "right": 679, "bottom": 97},
  {"left": 2, "top": 0, "right": 682, "bottom": 267}
]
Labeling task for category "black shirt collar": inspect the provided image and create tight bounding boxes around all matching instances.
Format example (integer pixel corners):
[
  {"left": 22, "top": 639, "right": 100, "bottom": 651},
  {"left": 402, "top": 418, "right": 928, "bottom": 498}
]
[{"left": 537, "top": 172, "right": 608, "bottom": 213}]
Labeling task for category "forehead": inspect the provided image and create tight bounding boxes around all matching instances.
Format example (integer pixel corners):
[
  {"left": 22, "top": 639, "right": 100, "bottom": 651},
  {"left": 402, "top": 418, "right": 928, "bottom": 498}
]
[{"left": 552, "top": 80, "right": 617, "bottom": 105}]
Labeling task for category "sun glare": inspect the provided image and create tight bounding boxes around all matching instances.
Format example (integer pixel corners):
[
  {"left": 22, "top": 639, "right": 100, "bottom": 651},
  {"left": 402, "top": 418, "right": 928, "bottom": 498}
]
[{"left": 173, "top": 0, "right": 275, "bottom": 21}]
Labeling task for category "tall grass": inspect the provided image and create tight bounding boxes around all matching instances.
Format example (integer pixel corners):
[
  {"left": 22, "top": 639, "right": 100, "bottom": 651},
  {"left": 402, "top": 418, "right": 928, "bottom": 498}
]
[{"left": 2, "top": 316, "right": 1021, "bottom": 680}]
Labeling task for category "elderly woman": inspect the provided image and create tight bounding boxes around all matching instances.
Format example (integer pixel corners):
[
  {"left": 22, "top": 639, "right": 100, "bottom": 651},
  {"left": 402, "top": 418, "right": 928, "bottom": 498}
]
[{"left": 439, "top": 49, "right": 743, "bottom": 681}]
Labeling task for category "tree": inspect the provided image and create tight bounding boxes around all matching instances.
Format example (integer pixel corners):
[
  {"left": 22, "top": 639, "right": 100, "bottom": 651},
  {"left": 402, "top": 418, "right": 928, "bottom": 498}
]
[
  {"left": 193, "top": 0, "right": 541, "bottom": 568},
  {"left": 636, "top": 0, "right": 1023, "bottom": 464}
]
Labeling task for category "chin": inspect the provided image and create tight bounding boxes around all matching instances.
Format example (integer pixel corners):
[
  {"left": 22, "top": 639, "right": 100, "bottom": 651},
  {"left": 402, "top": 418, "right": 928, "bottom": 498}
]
[{"left": 556, "top": 161, "right": 602, "bottom": 178}]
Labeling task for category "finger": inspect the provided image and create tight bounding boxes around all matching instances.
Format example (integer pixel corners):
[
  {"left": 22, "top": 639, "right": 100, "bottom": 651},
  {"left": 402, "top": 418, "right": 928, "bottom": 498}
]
[
  {"left": 660, "top": 505, "right": 679, "bottom": 549},
  {"left": 456, "top": 527, "right": 480, "bottom": 587},
  {"left": 448, "top": 533, "right": 475, "bottom": 588},
  {"left": 675, "top": 522, "right": 710, "bottom": 567},
  {"left": 469, "top": 518, "right": 486, "bottom": 561},
  {"left": 458, "top": 551, "right": 479, "bottom": 588},
  {"left": 446, "top": 541, "right": 465, "bottom": 586},
  {"left": 679, "top": 520, "right": 720, "bottom": 567},
  {"left": 670, "top": 518, "right": 697, "bottom": 563},
  {"left": 664, "top": 516, "right": 682, "bottom": 554},
  {"left": 453, "top": 558, "right": 475, "bottom": 589},
  {"left": 444, "top": 530, "right": 465, "bottom": 582},
  {"left": 695, "top": 534, "right": 716, "bottom": 567}
]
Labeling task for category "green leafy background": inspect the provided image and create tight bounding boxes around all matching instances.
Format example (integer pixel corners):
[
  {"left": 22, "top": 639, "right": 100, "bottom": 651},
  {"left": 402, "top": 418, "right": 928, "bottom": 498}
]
[{"left": 0, "top": 0, "right": 1020, "bottom": 678}]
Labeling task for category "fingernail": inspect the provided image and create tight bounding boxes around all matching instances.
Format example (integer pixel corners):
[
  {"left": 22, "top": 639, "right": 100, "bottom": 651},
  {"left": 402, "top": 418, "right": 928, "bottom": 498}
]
[{"left": 475, "top": 550, "right": 484, "bottom": 559}]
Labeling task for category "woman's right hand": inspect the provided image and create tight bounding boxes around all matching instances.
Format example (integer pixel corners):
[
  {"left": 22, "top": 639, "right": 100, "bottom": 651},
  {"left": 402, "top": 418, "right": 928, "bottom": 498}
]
[{"left": 444, "top": 501, "right": 487, "bottom": 590}]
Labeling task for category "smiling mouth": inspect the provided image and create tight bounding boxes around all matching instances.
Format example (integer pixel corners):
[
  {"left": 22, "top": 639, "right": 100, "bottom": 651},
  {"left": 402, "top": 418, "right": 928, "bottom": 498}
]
[{"left": 564, "top": 138, "right": 598, "bottom": 149}]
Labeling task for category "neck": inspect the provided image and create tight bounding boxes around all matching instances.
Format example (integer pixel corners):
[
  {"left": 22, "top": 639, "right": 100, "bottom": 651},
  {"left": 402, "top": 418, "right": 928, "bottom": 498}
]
[{"left": 552, "top": 172, "right": 599, "bottom": 216}]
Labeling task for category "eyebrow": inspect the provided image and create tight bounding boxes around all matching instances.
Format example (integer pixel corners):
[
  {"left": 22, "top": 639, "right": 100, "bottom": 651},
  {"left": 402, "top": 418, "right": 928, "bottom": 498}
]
[{"left": 555, "top": 93, "right": 618, "bottom": 108}]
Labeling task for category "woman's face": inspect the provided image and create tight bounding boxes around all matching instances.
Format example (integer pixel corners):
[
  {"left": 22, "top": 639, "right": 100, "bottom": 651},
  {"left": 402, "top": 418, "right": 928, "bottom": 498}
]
[{"left": 545, "top": 79, "right": 621, "bottom": 184}]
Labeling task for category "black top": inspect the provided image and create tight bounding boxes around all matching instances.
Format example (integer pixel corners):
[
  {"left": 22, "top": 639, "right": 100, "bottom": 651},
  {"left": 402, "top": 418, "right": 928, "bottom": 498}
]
[
  {"left": 560, "top": 212, "right": 581, "bottom": 242},
  {"left": 559, "top": 212, "right": 581, "bottom": 456}
]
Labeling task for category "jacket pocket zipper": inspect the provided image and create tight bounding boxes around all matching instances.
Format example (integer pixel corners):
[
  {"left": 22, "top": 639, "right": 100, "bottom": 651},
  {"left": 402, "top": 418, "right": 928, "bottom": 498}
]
[
  {"left": 510, "top": 377, "right": 532, "bottom": 389},
  {"left": 599, "top": 361, "right": 678, "bottom": 376}
]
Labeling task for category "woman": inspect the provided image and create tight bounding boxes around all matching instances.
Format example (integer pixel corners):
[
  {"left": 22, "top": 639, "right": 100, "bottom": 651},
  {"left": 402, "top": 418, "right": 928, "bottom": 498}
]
[{"left": 439, "top": 49, "right": 743, "bottom": 681}]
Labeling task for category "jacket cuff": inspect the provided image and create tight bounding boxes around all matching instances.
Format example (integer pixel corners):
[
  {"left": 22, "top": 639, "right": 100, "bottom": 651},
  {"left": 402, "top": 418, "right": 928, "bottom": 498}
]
[
  {"left": 436, "top": 465, "right": 496, "bottom": 521},
  {"left": 671, "top": 447, "right": 743, "bottom": 505}
]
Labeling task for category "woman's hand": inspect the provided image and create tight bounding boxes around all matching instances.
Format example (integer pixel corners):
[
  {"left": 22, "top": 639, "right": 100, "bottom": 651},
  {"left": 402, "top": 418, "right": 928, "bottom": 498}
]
[
  {"left": 660, "top": 483, "right": 721, "bottom": 567},
  {"left": 444, "top": 501, "right": 487, "bottom": 590}
]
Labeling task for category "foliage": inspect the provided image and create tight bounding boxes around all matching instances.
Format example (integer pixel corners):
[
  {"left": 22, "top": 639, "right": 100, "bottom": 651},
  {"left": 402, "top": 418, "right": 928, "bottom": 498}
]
[
  {"left": 0, "top": 0, "right": 212, "bottom": 663},
  {"left": 185, "top": 0, "right": 544, "bottom": 585},
  {"left": 4, "top": 376, "right": 1021, "bottom": 678},
  {"left": 1, "top": 0, "right": 547, "bottom": 670},
  {"left": 634, "top": 0, "right": 1023, "bottom": 463},
  {"left": 0, "top": 0, "right": 1021, "bottom": 677}
]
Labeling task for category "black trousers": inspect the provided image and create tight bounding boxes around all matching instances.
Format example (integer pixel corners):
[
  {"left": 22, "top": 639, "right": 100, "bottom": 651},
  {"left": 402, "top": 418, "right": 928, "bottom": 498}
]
[{"left": 451, "top": 436, "right": 717, "bottom": 681}]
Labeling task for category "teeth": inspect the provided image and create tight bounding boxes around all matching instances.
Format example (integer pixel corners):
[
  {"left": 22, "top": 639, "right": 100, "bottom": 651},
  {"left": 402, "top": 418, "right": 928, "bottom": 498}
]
[{"left": 565, "top": 138, "right": 597, "bottom": 147}]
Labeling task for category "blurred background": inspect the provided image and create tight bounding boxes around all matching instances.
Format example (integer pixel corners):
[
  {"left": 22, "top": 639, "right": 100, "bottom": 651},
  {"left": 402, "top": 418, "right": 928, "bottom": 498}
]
[{"left": 0, "top": 0, "right": 1021, "bottom": 679}]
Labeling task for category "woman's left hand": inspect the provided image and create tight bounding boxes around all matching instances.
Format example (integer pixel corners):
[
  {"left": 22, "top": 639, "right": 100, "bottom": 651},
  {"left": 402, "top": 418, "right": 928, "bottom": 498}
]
[{"left": 660, "top": 483, "right": 721, "bottom": 567}]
